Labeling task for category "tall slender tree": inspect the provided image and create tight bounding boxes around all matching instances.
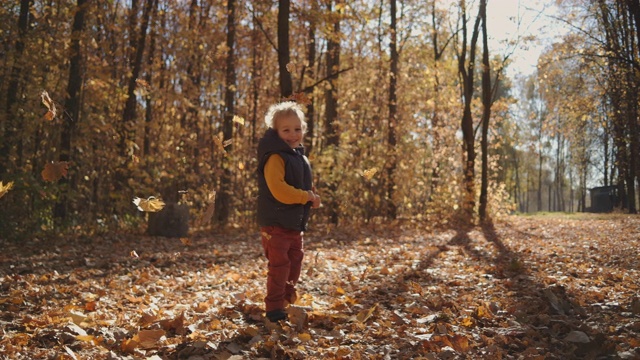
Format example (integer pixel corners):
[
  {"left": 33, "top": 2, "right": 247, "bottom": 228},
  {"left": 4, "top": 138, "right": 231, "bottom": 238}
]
[
  {"left": 216, "top": 0, "right": 237, "bottom": 225},
  {"left": 387, "top": 0, "right": 399, "bottom": 219},
  {"left": 118, "top": 0, "right": 154, "bottom": 186},
  {"left": 456, "top": 0, "right": 481, "bottom": 219},
  {"left": 324, "top": 0, "right": 342, "bottom": 224},
  {"left": 479, "top": 0, "right": 490, "bottom": 221},
  {"left": 278, "top": 0, "right": 293, "bottom": 98},
  {"left": 1, "top": 0, "right": 32, "bottom": 176},
  {"left": 54, "top": 0, "right": 88, "bottom": 221}
]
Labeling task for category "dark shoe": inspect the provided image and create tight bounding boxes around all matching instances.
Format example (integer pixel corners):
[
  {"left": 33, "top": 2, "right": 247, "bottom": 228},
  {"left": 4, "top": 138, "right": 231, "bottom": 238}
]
[{"left": 266, "top": 309, "right": 287, "bottom": 322}]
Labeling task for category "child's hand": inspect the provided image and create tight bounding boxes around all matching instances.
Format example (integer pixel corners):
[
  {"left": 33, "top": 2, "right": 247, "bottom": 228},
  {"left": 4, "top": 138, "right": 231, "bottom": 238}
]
[
  {"left": 307, "top": 189, "right": 321, "bottom": 208},
  {"left": 311, "top": 186, "right": 321, "bottom": 208},
  {"left": 311, "top": 193, "right": 321, "bottom": 208}
]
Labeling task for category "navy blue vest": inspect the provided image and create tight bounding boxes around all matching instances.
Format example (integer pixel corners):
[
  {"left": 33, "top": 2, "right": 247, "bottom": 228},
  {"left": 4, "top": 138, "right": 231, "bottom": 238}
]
[{"left": 257, "top": 129, "right": 313, "bottom": 231}]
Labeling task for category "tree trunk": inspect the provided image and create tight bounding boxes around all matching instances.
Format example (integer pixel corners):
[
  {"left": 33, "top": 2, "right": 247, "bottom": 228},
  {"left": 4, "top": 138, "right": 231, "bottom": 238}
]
[
  {"left": 216, "top": 0, "right": 236, "bottom": 225},
  {"left": 304, "top": 3, "right": 317, "bottom": 154},
  {"left": 1, "top": 0, "right": 31, "bottom": 176},
  {"left": 479, "top": 0, "right": 491, "bottom": 221},
  {"left": 143, "top": 2, "right": 158, "bottom": 157},
  {"left": 324, "top": 0, "right": 342, "bottom": 224},
  {"left": 54, "top": 0, "right": 87, "bottom": 222},
  {"left": 457, "top": 0, "right": 482, "bottom": 219},
  {"left": 278, "top": 0, "right": 293, "bottom": 98},
  {"left": 537, "top": 126, "right": 543, "bottom": 211},
  {"left": 118, "top": 0, "right": 154, "bottom": 180},
  {"left": 387, "top": 0, "right": 398, "bottom": 219}
]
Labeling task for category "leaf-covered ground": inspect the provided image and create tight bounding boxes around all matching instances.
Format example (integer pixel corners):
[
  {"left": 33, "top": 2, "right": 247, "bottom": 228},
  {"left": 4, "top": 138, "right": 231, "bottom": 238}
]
[{"left": 1, "top": 214, "right": 639, "bottom": 359}]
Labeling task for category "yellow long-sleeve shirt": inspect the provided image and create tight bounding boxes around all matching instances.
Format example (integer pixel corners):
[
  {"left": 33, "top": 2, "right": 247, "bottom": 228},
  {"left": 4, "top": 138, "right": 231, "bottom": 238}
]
[{"left": 264, "top": 154, "right": 309, "bottom": 204}]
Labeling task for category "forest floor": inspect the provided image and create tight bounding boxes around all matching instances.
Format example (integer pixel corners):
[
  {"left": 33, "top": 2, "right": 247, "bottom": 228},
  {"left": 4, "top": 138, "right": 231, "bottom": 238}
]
[{"left": 1, "top": 214, "right": 639, "bottom": 360}]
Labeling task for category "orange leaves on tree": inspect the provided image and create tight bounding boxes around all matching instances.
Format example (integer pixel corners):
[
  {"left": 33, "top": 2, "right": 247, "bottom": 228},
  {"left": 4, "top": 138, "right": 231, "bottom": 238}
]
[
  {"left": 41, "top": 161, "right": 70, "bottom": 182},
  {"left": 0, "top": 181, "right": 14, "bottom": 199},
  {"left": 132, "top": 196, "right": 165, "bottom": 212},
  {"left": 40, "top": 90, "right": 57, "bottom": 121}
]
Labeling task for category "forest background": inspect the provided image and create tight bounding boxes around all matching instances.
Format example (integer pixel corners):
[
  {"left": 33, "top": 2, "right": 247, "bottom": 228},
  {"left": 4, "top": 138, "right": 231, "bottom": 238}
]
[{"left": 1, "top": 0, "right": 639, "bottom": 239}]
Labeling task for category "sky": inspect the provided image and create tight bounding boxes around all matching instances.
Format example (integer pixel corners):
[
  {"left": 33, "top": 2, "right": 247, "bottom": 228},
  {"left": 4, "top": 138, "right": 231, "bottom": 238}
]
[{"left": 485, "top": 0, "right": 568, "bottom": 78}]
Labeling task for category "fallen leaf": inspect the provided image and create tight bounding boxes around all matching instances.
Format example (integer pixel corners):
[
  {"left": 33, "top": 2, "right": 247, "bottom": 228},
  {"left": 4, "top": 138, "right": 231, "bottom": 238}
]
[
  {"left": 137, "top": 329, "right": 165, "bottom": 349},
  {"left": 356, "top": 304, "right": 377, "bottom": 323}
]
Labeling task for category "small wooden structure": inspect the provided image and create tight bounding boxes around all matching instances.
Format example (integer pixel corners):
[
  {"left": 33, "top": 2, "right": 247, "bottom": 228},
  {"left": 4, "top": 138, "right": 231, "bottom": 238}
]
[{"left": 588, "top": 185, "right": 618, "bottom": 213}]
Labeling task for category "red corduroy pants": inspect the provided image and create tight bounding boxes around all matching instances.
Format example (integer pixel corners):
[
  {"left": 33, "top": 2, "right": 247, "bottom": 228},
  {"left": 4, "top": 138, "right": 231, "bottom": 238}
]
[{"left": 261, "top": 226, "right": 304, "bottom": 312}]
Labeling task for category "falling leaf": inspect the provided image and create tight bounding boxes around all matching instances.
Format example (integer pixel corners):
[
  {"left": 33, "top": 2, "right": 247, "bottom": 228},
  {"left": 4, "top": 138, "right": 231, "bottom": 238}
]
[
  {"left": 285, "top": 92, "right": 312, "bottom": 105},
  {"left": 180, "top": 237, "right": 192, "bottom": 246},
  {"left": 135, "top": 78, "right": 150, "bottom": 89},
  {"left": 223, "top": 139, "right": 233, "bottom": 147},
  {"left": 232, "top": 115, "right": 245, "bottom": 126},
  {"left": 41, "top": 161, "right": 70, "bottom": 182},
  {"left": 130, "top": 250, "right": 139, "bottom": 258},
  {"left": 41, "top": 90, "right": 57, "bottom": 121},
  {"left": 196, "top": 190, "right": 217, "bottom": 227},
  {"left": 132, "top": 196, "right": 165, "bottom": 212},
  {"left": 286, "top": 62, "right": 295, "bottom": 73},
  {"left": 213, "top": 134, "right": 228, "bottom": 156},
  {"left": 363, "top": 167, "right": 378, "bottom": 180},
  {"left": 0, "top": 181, "right": 14, "bottom": 199}
]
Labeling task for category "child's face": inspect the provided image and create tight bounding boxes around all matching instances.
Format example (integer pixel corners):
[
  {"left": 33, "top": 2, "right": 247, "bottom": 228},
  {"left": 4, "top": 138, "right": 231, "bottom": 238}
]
[{"left": 275, "top": 114, "right": 303, "bottom": 148}]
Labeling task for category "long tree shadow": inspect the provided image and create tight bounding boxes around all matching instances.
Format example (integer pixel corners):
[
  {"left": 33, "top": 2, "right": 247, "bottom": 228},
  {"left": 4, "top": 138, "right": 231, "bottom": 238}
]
[{"left": 336, "top": 220, "right": 616, "bottom": 359}]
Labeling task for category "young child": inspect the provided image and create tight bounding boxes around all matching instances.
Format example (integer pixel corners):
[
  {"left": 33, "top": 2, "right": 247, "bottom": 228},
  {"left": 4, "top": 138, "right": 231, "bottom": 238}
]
[{"left": 257, "top": 101, "right": 321, "bottom": 322}]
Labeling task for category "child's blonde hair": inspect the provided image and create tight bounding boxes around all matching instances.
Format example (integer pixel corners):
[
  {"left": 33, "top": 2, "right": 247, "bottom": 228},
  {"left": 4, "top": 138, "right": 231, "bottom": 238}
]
[{"left": 265, "top": 101, "right": 307, "bottom": 133}]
